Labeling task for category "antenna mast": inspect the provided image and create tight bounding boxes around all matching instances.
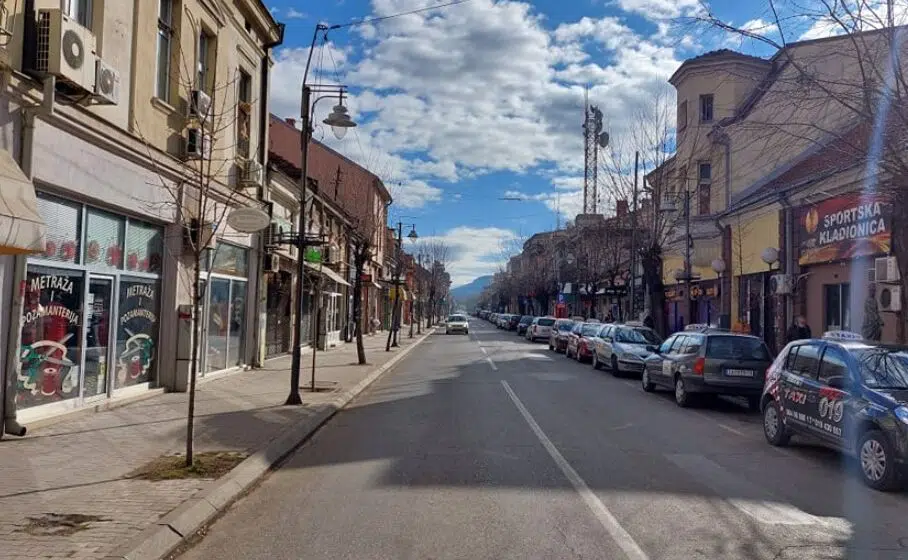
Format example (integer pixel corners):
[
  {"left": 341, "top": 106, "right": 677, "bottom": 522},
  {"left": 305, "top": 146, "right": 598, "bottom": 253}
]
[{"left": 582, "top": 86, "right": 605, "bottom": 214}]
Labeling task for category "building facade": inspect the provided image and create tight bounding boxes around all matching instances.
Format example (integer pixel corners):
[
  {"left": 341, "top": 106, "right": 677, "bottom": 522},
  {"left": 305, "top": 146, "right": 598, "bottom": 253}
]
[{"left": 1, "top": 0, "right": 281, "bottom": 430}]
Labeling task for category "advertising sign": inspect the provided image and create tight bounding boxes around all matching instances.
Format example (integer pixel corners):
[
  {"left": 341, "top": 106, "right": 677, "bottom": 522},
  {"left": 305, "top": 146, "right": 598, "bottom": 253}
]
[{"left": 798, "top": 193, "right": 890, "bottom": 266}]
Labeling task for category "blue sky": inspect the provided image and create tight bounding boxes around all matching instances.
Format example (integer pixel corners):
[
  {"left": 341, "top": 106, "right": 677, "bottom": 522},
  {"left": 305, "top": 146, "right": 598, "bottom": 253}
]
[{"left": 264, "top": 0, "right": 833, "bottom": 285}]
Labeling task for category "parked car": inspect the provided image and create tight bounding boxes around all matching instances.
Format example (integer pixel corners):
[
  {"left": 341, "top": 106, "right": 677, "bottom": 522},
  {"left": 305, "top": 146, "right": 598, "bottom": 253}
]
[
  {"left": 507, "top": 314, "right": 521, "bottom": 330},
  {"left": 517, "top": 315, "right": 535, "bottom": 335},
  {"left": 445, "top": 314, "right": 469, "bottom": 335},
  {"left": 496, "top": 314, "right": 508, "bottom": 328},
  {"left": 641, "top": 328, "right": 772, "bottom": 410},
  {"left": 566, "top": 322, "right": 602, "bottom": 362},
  {"left": 549, "top": 319, "right": 575, "bottom": 352},
  {"left": 527, "top": 316, "right": 556, "bottom": 342},
  {"left": 592, "top": 324, "right": 663, "bottom": 376},
  {"left": 762, "top": 331, "right": 908, "bottom": 491}
]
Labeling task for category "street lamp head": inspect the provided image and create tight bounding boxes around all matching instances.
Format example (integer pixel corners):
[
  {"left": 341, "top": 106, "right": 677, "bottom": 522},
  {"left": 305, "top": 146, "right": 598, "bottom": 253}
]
[
  {"left": 760, "top": 247, "right": 779, "bottom": 266},
  {"left": 407, "top": 226, "right": 418, "bottom": 241},
  {"left": 324, "top": 103, "right": 356, "bottom": 139},
  {"left": 711, "top": 258, "right": 726, "bottom": 274}
]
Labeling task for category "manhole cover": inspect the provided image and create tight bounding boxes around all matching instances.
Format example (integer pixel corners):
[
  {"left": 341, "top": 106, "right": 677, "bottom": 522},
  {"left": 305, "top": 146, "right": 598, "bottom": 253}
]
[
  {"left": 301, "top": 381, "right": 340, "bottom": 393},
  {"left": 17, "top": 513, "right": 108, "bottom": 536}
]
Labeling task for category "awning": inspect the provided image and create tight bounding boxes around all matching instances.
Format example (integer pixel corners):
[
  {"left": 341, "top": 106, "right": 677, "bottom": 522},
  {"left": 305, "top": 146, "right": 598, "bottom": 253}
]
[
  {"left": 0, "top": 148, "right": 45, "bottom": 254},
  {"left": 390, "top": 286, "right": 409, "bottom": 301},
  {"left": 304, "top": 262, "right": 350, "bottom": 287}
]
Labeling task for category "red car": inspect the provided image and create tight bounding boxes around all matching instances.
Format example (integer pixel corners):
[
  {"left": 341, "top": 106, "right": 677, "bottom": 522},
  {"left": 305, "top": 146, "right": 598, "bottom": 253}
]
[{"left": 566, "top": 322, "right": 602, "bottom": 363}]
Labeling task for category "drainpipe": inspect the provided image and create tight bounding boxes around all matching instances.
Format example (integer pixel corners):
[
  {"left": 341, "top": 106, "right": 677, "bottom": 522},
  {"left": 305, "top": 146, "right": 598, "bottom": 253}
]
[
  {"left": 3, "top": 109, "right": 37, "bottom": 438},
  {"left": 252, "top": 23, "right": 285, "bottom": 368},
  {"left": 779, "top": 194, "right": 794, "bottom": 338}
]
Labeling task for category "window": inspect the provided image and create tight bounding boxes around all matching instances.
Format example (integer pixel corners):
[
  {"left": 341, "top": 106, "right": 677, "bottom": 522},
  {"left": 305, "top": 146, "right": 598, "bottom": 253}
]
[
  {"left": 706, "top": 336, "right": 770, "bottom": 360},
  {"left": 35, "top": 195, "right": 82, "bottom": 264},
  {"left": 677, "top": 100, "right": 688, "bottom": 132},
  {"left": 198, "top": 30, "right": 214, "bottom": 93},
  {"left": 681, "top": 334, "right": 705, "bottom": 354},
  {"left": 237, "top": 70, "right": 252, "bottom": 158},
  {"left": 824, "top": 283, "right": 851, "bottom": 332},
  {"left": 63, "top": 0, "right": 92, "bottom": 29},
  {"left": 85, "top": 208, "right": 125, "bottom": 271},
  {"left": 156, "top": 0, "right": 174, "bottom": 100},
  {"left": 657, "top": 335, "right": 676, "bottom": 354},
  {"left": 819, "top": 346, "right": 850, "bottom": 386},
  {"left": 699, "top": 94, "right": 714, "bottom": 122},
  {"left": 698, "top": 162, "right": 711, "bottom": 215},
  {"left": 791, "top": 343, "right": 820, "bottom": 378}
]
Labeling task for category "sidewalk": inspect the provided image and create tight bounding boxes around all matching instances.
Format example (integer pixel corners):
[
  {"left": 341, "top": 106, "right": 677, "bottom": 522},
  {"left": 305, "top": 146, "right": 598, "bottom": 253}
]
[{"left": 0, "top": 328, "right": 432, "bottom": 560}]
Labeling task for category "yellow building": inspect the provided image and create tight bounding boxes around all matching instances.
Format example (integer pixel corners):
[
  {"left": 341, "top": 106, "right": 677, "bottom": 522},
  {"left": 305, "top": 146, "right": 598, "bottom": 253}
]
[{"left": 0, "top": 0, "right": 282, "bottom": 427}]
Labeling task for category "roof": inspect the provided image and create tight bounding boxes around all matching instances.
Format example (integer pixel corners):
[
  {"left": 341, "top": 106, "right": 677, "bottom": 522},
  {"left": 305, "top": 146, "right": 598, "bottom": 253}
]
[
  {"left": 669, "top": 48, "right": 769, "bottom": 85},
  {"left": 269, "top": 115, "right": 392, "bottom": 210}
]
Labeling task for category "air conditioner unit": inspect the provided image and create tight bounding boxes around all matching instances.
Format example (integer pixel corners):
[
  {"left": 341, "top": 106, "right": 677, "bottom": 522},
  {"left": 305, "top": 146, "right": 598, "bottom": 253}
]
[
  {"left": 264, "top": 252, "right": 280, "bottom": 273},
  {"left": 878, "top": 284, "right": 901, "bottom": 312},
  {"left": 264, "top": 222, "right": 282, "bottom": 248},
  {"left": 34, "top": 9, "right": 96, "bottom": 91},
  {"left": 190, "top": 89, "right": 211, "bottom": 122},
  {"left": 868, "top": 266, "right": 876, "bottom": 284},
  {"left": 875, "top": 256, "right": 900, "bottom": 283},
  {"left": 240, "top": 159, "right": 263, "bottom": 186},
  {"left": 93, "top": 57, "right": 119, "bottom": 104},
  {"left": 185, "top": 128, "right": 211, "bottom": 160},
  {"left": 769, "top": 273, "right": 793, "bottom": 295}
]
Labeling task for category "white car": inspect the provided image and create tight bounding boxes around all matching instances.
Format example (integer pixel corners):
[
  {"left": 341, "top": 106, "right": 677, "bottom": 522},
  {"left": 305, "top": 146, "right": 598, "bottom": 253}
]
[
  {"left": 526, "top": 316, "right": 556, "bottom": 342},
  {"left": 445, "top": 314, "right": 469, "bottom": 335}
]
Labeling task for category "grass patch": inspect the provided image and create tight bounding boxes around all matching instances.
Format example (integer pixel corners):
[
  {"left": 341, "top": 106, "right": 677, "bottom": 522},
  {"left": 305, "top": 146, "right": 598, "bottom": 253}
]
[{"left": 127, "top": 451, "right": 248, "bottom": 481}]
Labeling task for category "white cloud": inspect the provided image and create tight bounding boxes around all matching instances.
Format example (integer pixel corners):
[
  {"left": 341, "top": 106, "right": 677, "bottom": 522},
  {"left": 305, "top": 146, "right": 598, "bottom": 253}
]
[
  {"left": 615, "top": 0, "right": 703, "bottom": 19},
  {"left": 285, "top": 8, "right": 307, "bottom": 19},
  {"left": 422, "top": 226, "right": 519, "bottom": 286}
]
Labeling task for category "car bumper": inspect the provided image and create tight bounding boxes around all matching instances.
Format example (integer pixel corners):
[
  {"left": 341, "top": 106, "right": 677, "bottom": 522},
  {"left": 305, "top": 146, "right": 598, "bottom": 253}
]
[
  {"left": 683, "top": 375, "right": 764, "bottom": 396},
  {"left": 446, "top": 325, "right": 468, "bottom": 333},
  {"left": 617, "top": 359, "right": 645, "bottom": 374}
]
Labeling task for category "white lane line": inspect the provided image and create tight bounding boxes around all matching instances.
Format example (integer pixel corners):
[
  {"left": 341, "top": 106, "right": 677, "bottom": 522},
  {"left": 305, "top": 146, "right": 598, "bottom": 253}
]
[
  {"left": 500, "top": 380, "right": 649, "bottom": 560},
  {"left": 717, "top": 423, "right": 747, "bottom": 437},
  {"left": 486, "top": 357, "right": 498, "bottom": 371}
]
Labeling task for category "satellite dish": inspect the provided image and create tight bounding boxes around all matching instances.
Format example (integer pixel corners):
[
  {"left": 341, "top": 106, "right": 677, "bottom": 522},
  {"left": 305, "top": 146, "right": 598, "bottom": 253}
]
[{"left": 598, "top": 132, "right": 609, "bottom": 148}]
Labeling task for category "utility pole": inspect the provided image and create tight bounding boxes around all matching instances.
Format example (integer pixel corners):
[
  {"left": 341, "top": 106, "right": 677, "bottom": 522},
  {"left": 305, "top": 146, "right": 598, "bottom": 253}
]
[
  {"left": 387, "top": 222, "right": 402, "bottom": 351},
  {"left": 685, "top": 188, "right": 693, "bottom": 328},
  {"left": 630, "top": 150, "right": 639, "bottom": 320}
]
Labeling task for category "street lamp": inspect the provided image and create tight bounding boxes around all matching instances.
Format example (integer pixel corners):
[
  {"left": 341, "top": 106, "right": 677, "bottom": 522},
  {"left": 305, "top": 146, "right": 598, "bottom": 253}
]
[
  {"left": 287, "top": 23, "right": 357, "bottom": 406},
  {"left": 388, "top": 221, "right": 418, "bottom": 350}
]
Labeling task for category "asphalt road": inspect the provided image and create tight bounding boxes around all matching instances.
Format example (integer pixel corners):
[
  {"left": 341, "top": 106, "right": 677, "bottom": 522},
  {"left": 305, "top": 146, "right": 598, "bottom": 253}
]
[{"left": 180, "top": 319, "right": 908, "bottom": 560}]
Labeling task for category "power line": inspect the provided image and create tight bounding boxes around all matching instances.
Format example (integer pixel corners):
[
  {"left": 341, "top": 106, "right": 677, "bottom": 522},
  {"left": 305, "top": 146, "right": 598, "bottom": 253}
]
[{"left": 333, "top": 0, "right": 474, "bottom": 30}]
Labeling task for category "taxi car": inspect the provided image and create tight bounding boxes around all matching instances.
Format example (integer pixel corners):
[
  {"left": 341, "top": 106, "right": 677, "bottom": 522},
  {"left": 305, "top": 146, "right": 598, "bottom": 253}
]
[{"left": 761, "top": 331, "right": 908, "bottom": 491}]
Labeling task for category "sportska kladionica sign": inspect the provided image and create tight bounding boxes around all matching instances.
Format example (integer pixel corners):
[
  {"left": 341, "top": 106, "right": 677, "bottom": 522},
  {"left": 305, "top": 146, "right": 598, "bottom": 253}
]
[{"left": 798, "top": 192, "right": 890, "bottom": 266}]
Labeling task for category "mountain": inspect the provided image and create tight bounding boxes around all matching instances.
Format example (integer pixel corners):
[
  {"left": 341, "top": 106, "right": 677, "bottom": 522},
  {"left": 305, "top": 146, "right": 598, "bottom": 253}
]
[{"left": 450, "top": 275, "right": 493, "bottom": 307}]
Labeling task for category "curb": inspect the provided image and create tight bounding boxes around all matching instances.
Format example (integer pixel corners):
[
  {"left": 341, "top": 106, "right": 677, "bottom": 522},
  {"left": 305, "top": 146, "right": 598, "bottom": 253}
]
[{"left": 109, "top": 328, "right": 436, "bottom": 560}]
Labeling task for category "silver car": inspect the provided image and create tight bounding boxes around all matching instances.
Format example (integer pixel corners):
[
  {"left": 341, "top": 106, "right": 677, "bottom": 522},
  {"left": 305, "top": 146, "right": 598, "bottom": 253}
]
[
  {"left": 526, "top": 316, "right": 556, "bottom": 342},
  {"left": 445, "top": 314, "right": 469, "bottom": 335},
  {"left": 591, "top": 324, "right": 663, "bottom": 376}
]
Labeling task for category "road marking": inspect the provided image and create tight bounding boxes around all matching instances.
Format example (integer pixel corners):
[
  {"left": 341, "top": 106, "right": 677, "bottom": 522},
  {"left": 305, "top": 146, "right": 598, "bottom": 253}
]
[
  {"left": 500, "top": 380, "right": 649, "bottom": 560},
  {"left": 717, "top": 423, "right": 747, "bottom": 437},
  {"left": 486, "top": 357, "right": 498, "bottom": 371}
]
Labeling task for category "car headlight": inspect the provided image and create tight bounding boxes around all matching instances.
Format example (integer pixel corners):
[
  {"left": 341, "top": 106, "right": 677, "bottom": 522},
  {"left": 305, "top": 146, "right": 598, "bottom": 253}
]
[
  {"left": 896, "top": 406, "right": 908, "bottom": 426},
  {"left": 619, "top": 352, "right": 643, "bottom": 361}
]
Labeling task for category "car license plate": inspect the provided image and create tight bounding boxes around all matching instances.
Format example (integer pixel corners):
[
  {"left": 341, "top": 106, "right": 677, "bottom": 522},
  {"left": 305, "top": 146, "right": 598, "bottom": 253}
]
[{"left": 725, "top": 369, "right": 755, "bottom": 378}]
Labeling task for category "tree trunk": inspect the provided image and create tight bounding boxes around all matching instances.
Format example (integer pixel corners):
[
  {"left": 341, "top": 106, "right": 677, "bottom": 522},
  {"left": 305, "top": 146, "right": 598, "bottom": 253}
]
[
  {"left": 353, "top": 252, "right": 367, "bottom": 364},
  {"left": 186, "top": 258, "right": 202, "bottom": 467},
  {"left": 641, "top": 246, "right": 666, "bottom": 337}
]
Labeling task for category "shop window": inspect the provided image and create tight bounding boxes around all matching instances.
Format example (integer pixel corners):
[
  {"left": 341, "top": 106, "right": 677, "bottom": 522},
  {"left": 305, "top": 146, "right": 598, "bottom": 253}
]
[
  {"left": 85, "top": 208, "right": 125, "bottom": 270},
  {"left": 211, "top": 242, "right": 248, "bottom": 276},
  {"left": 116, "top": 278, "right": 160, "bottom": 388},
  {"left": 36, "top": 195, "right": 81, "bottom": 264},
  {"left": 228, "top": 281, "right": 247, "bottom": 366},
  {"left": 205, "top": 278, "right": 247, "bottom": 371},
  {"left": 824, "top": 283, "right": 851, "bottom": 332},
  {"left": 125, "top": 219, "right": 164, "bottom": 273},
  {"left": 18, "top": 266, "right": 84, "bottom": 409}
]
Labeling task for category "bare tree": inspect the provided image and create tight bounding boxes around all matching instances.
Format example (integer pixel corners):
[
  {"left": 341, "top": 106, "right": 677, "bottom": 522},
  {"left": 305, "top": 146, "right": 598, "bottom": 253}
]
[
  {"left": 134, "top": 26, "right": 257, "bottom": 466},
  {"left": 423, "top": 240, "right": 451, "bottom": 326},
  {"left": 693, "top": 1, "right": 908, "bottom": 339}
]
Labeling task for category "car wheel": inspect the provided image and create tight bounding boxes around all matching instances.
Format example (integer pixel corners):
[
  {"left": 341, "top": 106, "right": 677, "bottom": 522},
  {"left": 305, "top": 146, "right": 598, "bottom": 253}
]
[
  {"left": 445, "top": 330, "right": 450, "bottom": 335},
  {"left": 858, "top": 430, "right": 903, "bottom": 491},
  {"left": 610, "top": 355, "right": 620, "bottom": 377},
  {"left": 762, "top": 400, "right": 790, "bottom": 447},
  {"left": 548, "top": 343, "right": 553, "bottom": 350},
  {"left": 592, "top": 353, "right": 600, "bottom": 370},
  {"left": 641, "top": 368, "right": 655, "bottom": 392},
  {"left": 674, "top": 375, "right": 692, "bottom": 408},
  {"left": 465, "top": 330, "right": 469, "bottom": 335}
]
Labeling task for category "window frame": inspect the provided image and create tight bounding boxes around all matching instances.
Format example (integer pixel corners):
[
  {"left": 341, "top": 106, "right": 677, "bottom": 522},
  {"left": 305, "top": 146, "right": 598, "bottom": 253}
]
[
  {"left": 791, "top": 342, "right": 821, "bottom": 379},
  {"left": 156, "top": 0, "right": 175, "bottom": 101},
  {"left": 818, "top": 344, "right": 852, "bottom": 386},
  {"left": 63, "top": 0, "right": 93, "bottom": 29},
  {"left": 699, "top": 94, "right": 714, "bottom": 123},
  {"left": 197, "top": 28, "right": 214, "bottom": 94},
  {"left": 677, "top": 99, "right": 688, "bottom": 132},
  {"left": 697, "top": 161, "right": 711, "bottom": 215}
]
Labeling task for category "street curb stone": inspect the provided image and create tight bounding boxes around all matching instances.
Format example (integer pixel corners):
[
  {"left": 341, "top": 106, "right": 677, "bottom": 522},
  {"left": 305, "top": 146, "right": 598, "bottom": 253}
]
[{"left": 108, "top": 328, "right": 436, "bottom": 560}]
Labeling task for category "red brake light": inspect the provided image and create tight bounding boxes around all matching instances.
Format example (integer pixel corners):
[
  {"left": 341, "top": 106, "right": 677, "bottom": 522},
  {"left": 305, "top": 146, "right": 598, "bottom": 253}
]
[{"left": 693, "top": 357, "right": 705, "bottom": 375}]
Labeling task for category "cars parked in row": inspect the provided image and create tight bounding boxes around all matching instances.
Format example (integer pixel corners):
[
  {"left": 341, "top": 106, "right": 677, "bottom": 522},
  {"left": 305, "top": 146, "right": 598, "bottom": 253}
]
[{"left": 474, "top": 308, "right": 908, "bottom": 492}]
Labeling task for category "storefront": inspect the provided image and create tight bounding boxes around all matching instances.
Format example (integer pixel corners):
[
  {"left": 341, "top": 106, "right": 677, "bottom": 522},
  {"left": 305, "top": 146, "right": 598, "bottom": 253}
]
[
  {"left": 795, "top": 192, "right": 894, "bottom": 341},
  {"left": 199, "top": 242, "right": 251, "bottom": 374},
  {"left": 305, "top": 261, "right": 350, "bottom": 350},
  {"left": 264, "top": 257, "right": 293, "bottom": 358},
  {"left": 690, "top": 281, "right": 720, "bottom": 325},
  {"left": 17, "top": 194, "right": 163, "bottom": 415}
]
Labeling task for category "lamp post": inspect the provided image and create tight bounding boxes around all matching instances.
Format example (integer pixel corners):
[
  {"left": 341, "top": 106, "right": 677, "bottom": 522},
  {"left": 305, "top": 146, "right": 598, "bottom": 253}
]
[
  {"left": 286, "top": 23, "right": 357, "bottom": 406},
  {"left": 387, "top": 221, "right": 418, "bottom": 350}
]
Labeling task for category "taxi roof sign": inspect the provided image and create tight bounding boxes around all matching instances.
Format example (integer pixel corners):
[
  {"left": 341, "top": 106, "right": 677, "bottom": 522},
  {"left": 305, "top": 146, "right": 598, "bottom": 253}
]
[{"left": 822, "top": 330, "right": 864, "bottom": 341}]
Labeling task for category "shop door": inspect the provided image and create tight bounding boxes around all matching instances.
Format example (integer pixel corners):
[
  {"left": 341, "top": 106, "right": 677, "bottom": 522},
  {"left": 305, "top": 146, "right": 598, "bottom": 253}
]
[{"left": 83, "top": 276, "right": 115, "bottom": 401}]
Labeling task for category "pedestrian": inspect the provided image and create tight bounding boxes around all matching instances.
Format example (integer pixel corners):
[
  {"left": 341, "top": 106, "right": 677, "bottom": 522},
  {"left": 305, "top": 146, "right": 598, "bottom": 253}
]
[
  {"left": 862, "top": 283, "right": 884, "bottom": 341},
  {"left": 786, "top": 315, "right": 812, "bottom": 343}
]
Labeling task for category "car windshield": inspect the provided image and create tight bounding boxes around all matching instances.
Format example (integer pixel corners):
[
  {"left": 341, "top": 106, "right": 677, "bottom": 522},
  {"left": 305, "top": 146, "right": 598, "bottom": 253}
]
[
  {"left": 557, "top": 322, "right": 574, "bottom": 331},
  {"left": 520, "top": 316, "right": 533, "bottom": 324},
  {"left": 853, "top": 348, "right": 908, "bottom": 389},
  {"left": 448, "top": 315, "right": 466, "bottom": 322},
  {"left": 538, "top": 318, "right": 556, "bottom": 326},
  {"left": 706, "top": 336, "right": 770, "bottom": 361},
  {"left": 581, "top": 324, "right": 600, "bottom": 336},
  {"left": 615, "top": 327, "right": 661, "bottom": 345}
]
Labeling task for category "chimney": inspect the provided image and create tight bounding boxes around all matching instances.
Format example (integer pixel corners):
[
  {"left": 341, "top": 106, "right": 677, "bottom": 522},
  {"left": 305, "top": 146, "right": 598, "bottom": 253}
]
[
  {"left": 285, "top": 117, "right": 296, "bottom": 127},
  {"left": 616, "top": 199, "right": 629, "bottom": 217}
]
